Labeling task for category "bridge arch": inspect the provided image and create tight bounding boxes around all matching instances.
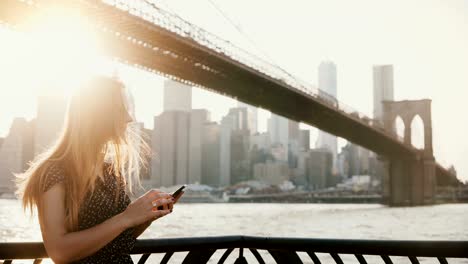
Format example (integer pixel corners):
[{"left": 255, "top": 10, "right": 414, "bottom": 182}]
[
  {"left": 382, "top": 99, "right": 433, "bottom": 155},
  {"left": 410, "top": 114, "right": 424, "bottom": 149},
  {"left": 393, "top": 115, "right": 405, "bottom": 142}
]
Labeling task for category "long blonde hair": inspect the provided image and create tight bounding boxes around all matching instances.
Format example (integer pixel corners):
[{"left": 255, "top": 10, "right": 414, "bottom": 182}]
[{"left": 16, "top": 76, "right": 150, "bottom": 231}]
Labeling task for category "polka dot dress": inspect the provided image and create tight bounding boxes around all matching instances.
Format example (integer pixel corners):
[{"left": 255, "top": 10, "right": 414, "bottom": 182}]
[{"left": 43, "top": 163, "right": 136, "bottom": 263}]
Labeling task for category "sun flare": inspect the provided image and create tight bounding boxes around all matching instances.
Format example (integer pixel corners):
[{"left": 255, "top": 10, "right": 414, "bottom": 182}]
[{"left": 0, "top": 6, "right": 108, "bottom": 99}]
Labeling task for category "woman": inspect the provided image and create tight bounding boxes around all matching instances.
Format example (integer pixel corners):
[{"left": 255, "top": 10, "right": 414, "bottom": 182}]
[{"left": 16, "top": 76, "right": 177, "bottom": 263}]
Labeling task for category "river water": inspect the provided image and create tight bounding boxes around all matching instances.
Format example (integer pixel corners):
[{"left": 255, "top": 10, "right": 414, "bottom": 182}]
[{"left": 1, "top": 199, "right": 467, "bottom": 263}]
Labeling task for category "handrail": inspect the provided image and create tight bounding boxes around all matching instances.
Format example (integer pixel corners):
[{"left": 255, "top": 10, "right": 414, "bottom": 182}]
[{"left": 1, "top": 236, "right": 467, "bottom": 263}]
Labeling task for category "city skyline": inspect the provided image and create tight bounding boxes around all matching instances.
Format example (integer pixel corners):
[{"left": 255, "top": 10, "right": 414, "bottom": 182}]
[
  {"left": 0, "top": 83, "right": 381, "bottom": 193},
  {"left": 0, "top": 2, "right": 466, "bottom": 261},
  {"left": 0, "top": 60, "right": 463, "bottom": 183},
  {"left": 0, "top": 0, "right": 467, "bottom": 182}
]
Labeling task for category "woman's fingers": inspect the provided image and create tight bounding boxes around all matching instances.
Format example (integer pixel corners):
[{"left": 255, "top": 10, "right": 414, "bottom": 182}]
[
  {"left": 151, "top": 198, "right": 173, "bottom": 208},
  {"left": 145, "top": 189, "right": 174, "bottom": 210},
  {"left": 151, "top": 209, "right": 171, "bottom": 220},
  {"left": 147, "top": 190, "right": 172, "bottom": 201}
]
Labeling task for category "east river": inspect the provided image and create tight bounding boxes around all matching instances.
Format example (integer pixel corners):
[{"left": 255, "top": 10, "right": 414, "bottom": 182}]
[{"left": 1, "top": 199, "right": 467, "bottom": 263}]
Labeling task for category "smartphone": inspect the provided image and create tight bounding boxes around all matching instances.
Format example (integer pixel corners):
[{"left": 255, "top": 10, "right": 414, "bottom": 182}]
[
  {"left": 172, "top": 184, "right": 186, "bottom": 199},
  {"left": 157, "top": 185, "right": 186, "bottom": 210}
]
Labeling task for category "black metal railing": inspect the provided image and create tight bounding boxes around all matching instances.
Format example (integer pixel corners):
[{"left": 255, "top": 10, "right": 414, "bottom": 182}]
[{"left": 1, "top": 236, "right": 467, "bottom": 263}]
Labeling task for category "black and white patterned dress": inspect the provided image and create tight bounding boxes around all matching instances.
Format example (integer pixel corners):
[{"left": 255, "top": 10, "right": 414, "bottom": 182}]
[{"left": 43, "top": 163, "right": 136, "bottom": 263}]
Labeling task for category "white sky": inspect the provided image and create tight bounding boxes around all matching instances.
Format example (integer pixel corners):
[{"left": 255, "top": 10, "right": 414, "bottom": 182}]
[{"left": 0, "top": 0, "right": 467, "bottom": 181}]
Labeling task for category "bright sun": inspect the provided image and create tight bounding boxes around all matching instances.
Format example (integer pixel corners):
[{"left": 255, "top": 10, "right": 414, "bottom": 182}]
[{"left": 0, "top": 5, "right": 107, "bottom": 99}]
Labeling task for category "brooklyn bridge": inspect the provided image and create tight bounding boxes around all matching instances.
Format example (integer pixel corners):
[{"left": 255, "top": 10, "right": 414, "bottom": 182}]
[{"left": 0, "top": 0, "right": 458, "bottom": 206}]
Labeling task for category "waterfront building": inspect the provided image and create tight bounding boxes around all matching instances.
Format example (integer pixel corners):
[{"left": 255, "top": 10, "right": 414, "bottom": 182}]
[
  {"left": 219, "top": 115, "right": 233, "bottom": 187},
  {"left": 188, "top": 109, "right": 210, "bottom": 184},
  {"left": 152, "top": 111, "right": 190, "bottom": 187},
  {"left": 230, "top": 129, "right": 250, "bottom": 184},
  {"left": 35, "top": 94, "right": 67, "bottom": 155},
  {"left": 253, "top": 160, "right": 289, "bottom": 185},
  {"left": 306, "top": 148, "right": 334, "bottom": 189},
  {"left": 0, "top": 118, "right": 34, "bottom": 192},
  {"left": 339, "top": 143, "right": 372, "bottom": 178},
  {"left": 201, "top": 122, "right": 222, "bottom": 186}
]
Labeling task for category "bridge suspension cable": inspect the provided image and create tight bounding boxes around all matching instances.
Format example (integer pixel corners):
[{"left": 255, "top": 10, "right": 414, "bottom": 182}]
[{"left": 204, "top": 0, "right": 311, "bottom": 100}]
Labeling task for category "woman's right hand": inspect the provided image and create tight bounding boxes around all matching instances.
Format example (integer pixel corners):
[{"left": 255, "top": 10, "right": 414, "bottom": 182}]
[{"left": 120, "top": 189, "right": 174, "bottom": 229}]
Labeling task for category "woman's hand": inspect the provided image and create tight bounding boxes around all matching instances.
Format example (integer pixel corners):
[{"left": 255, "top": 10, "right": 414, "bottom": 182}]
[
  {"left": 163, "top": 190, "right": 183, "bottom": 209},
  {"left": 131, "top": 189, "right": 184, "bottom": 238},
  {"left": 121, "top": 189, "right": 174, "bottom": 229}
]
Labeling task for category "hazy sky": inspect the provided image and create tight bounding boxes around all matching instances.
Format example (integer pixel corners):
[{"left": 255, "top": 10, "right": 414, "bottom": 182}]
[{"left": 0, "top": 0, "right": 467, "bottom": 181}]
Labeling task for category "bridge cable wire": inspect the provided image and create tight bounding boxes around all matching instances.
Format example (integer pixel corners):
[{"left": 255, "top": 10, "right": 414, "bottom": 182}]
[
  {"left": 122, "top": 0, "right": 389, "bottom": 132},
  {"left": 143, "top": 0, "right": 311, "bottom": 93},
  {"left": 204, "top": 0, "right": 311, "bottom": 92},
  {"left": 205, "top": 0, "right": 271, "bottom": 61}
]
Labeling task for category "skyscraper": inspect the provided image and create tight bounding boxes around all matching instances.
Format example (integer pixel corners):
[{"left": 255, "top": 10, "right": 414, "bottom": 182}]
[
  {"left": 237, "top": 101, "right": 258, "bottom": 135},
  {"left": 318, "top": 61, "right": 337, "bottom": 97},
  {"left": 35, "top": 94, "right": 67, "bottom": 155},
  {"left": 201, "top": 122, "right": 222, "bottom": 186},
  {"left": 225, "top": 107, "right": 251, "bottom": 132},
  {"left": 316, "top": 61, "right": 338, "bottom": 169},
  {"left": 189, "top": 109, "right": 210, "bottom": 184},
  {"left": 372, "top": 65, "right": 394, "bottom": 185},
  {"left": 199, "top": 117, "right": 233, "bottom": 187},
  {"left": 230, "top": 129, "right": 250, "bottom": 184},
  {"left": 220, "top": 114, "right": 233, "bottom": 186},
  {"left": 298, "top": 129, "right": 310, "bottom": 152},
  {"left": 373, "top": 65, "right": 394, "bottom": 121},
  {"left": 267, "top": 113, "right": 290, "bottom": 162},
  {"left": 306, "top": 149, "right": 334, "bottom": 189},
  {"left": 153, "top": 79, "right": 208, "bottom": 187},
  {"left": 152, "top": 111, "right": 190, "bottom": 187},
  {"left": 163, "top": 79, "right": 192, "bottom": 112},
  {"left": 0, "top": 118, "right": 34, "bottom": 192}
]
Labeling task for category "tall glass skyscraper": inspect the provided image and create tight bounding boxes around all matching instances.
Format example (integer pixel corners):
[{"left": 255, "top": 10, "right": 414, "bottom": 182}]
[
  {"left": 373, "top": 65, "right": 394, "bottom": 121},
  {"left": 316, "top": 61, "right": 338, "bottom": 171}
]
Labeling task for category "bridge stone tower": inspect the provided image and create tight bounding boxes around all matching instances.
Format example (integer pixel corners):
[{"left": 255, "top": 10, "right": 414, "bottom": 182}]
[{"left": 382, "top": 99, "right": 436, "bottom": 206}]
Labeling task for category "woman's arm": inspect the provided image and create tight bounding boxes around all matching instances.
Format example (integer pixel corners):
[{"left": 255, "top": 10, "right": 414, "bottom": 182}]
[
  {"left": 39, "top": 184, "right": 173, "bottom": 264},
  {"left": 132, "top": 220, "right": 152, "bottom": 239}
]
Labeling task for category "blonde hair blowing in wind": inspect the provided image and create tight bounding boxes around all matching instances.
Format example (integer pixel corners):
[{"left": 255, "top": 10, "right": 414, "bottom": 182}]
[{"left": 16, "top": 76, "right": 150, "bottom": 232}]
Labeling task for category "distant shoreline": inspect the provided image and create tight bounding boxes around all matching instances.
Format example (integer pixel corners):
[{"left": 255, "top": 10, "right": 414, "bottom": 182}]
[{"left": 2, "top": 192, "right": 466, "bottom": 204}]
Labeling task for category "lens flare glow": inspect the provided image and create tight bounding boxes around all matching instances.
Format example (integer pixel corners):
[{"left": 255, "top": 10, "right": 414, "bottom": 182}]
[{"left": 0, "top": 6, "right": 109, "bottom": 98}]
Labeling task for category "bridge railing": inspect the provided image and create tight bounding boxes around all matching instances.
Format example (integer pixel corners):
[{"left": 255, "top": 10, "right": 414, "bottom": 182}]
[{"left": 0, "top": 236, "right": 467, "bottom": 263}]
